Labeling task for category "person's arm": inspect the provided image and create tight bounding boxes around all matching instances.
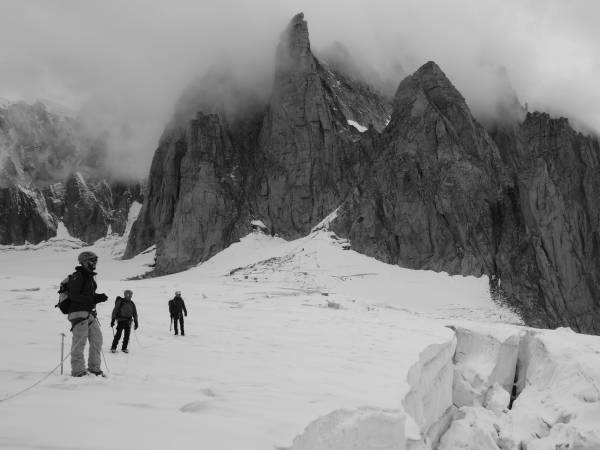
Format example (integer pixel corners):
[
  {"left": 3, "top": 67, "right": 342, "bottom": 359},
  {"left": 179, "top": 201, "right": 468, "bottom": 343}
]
[
  {"left": 183, "top": 300, "right": 187, "bottom": 317},
  {"left": 110, "top": 299, "right": 120, "bottom": 326},
  {"left": 94, "top": 293, "right": 108, "bottom": 304}
]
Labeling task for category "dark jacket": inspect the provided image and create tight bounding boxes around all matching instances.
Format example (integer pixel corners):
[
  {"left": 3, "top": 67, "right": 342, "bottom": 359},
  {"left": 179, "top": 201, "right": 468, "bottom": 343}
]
[
  {"left": 68, "top": 266, "right": 105, "bottom": 313},
  {"left": 168, "top": 296, "right": 187, "bottom": 318},
  {"left": 111, "top": 297, "right": 139, "bottom": 327}
]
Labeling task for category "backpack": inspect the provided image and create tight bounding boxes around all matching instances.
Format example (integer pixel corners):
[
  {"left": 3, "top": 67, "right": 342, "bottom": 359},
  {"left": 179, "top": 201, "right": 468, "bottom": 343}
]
[
  {"left": 55, "top": 275, "right": 72, "bottom": 314},
  {"left": 118, "top": 300, "right": 135, "bottom": 320}
]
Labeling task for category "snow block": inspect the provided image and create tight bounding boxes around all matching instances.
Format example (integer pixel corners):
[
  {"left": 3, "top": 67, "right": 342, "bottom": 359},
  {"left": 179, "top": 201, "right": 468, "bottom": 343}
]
[
  {"left": 437, "top": 406, "right": 503, "bottom": 450},
  {"left": 508, "top": 328, "right": 600, "bottom": 448},
  {"left": 286, "top": 408, "right": 406, "bottom": 450},
  {"left": 450, "top": 325, "right": 520, "bottom": 408},
  {"left": 402, "top": 336, "right": 457, "bottom": 447}
]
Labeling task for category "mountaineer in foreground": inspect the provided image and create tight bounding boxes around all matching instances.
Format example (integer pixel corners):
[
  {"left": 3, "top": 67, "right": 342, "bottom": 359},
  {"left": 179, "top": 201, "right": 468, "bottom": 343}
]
[{"left": 67, "top": 251, "right": 108, "bottom": 377}]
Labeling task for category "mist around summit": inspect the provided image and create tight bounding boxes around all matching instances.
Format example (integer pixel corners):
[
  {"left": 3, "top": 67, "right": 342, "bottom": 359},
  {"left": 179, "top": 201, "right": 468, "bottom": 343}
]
[{"left": 0, "top": 0, "right": 599, "bottom": 179}]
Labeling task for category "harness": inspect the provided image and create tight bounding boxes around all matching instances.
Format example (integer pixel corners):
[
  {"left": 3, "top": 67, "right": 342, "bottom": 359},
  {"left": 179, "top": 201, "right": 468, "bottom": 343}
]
[{"left": 69, "top": 311, "right": 97, "bottom": 331}]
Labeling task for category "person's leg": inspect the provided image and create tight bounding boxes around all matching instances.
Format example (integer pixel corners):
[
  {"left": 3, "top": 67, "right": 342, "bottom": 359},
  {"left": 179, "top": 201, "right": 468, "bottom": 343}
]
[
  {"left": 111, "top": 322, "right": 124, "bottom": 350},
  {"left": 180, "top": 316, "right": 185, "bottom": 336},
  {"left": 71, "top": 320, "right": 89, "bottom": 376},
  {"left": 174, "top": 316, "right": 179, "bottom": 335},
  {"left": 122, "top": 322, "right": 131, "bottom": 350},
  {"left": 88, "top": 318, "right": 103, "bottom": 372}
]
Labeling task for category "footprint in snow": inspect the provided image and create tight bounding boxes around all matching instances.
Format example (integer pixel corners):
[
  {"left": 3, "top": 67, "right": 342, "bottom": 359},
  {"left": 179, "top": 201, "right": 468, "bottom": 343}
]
[
  {"left": 200, "top": 388, "right": 216, "bottom": 397},
  {"left": 179, "top": 400, "right": 211, "bottom": 413}
]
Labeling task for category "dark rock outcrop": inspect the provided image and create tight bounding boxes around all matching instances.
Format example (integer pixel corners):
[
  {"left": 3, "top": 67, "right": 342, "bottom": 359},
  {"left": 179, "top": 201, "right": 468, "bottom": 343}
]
[
  {"left": 107, "top": 181, "right": 144, "bottom": 235},
  {"left": 0, "top": 185, "right": 56, "bottom": 245},
  {"left": 0, "top": 101, "right": 144, "bottom": 245},
  {"left": 62, "top": 173, "right": 109, "bottom": 243},
  {"left": 319, "top": 42, "right": 393, "bottom": 131},
  {"left": 491, "top": 114, "right": 600, "bottom": 332}
]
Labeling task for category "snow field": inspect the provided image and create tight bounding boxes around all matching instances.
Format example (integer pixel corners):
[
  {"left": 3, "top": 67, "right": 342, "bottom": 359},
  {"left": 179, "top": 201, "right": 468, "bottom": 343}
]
[{"left": 1, "top": 227, "right": 599, "bottom": 449}]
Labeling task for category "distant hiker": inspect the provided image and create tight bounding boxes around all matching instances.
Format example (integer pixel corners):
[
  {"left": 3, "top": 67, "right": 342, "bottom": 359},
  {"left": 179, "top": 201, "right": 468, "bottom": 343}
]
[
  {"left": 168, "top": 291, "right": 187, "bottom": 336},
  {"left": 110, "top": 289, "right": 139, "bottom": 353},
  {"left": 68, "top": 251, "right": 108, "bottom": 377}
]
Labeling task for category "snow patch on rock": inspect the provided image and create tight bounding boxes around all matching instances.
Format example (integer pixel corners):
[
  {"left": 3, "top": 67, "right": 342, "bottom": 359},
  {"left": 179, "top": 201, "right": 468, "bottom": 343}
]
[
  {"left": 311, "top": 207, "right": 340, "bottom": 233},
  {"left": 250, "top": 219, "right": 268, "bottom": 233},
  {"left": 347, "top": 120, "right": 367, "bottom": 133},
  {"left": 124, "top": 201, "right": 142, "bottom": 239}
]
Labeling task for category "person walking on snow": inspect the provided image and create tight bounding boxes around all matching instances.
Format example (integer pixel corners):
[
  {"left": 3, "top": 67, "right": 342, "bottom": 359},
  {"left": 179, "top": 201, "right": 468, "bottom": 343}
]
[
  {"left": 110, "top": 289, "right": 139, "bottom": 353},
  {"left": 168, "top": 291, "right": 187, "bottom": 336},
  {"left": 68, "top": 251, "right": 108, "bottom": 377}
]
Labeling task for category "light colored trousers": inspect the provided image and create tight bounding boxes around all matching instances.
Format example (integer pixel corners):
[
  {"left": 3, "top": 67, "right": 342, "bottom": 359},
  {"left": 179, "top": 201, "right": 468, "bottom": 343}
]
[{"left": 69, "top": 312, "right": 103, "bottom": 375}]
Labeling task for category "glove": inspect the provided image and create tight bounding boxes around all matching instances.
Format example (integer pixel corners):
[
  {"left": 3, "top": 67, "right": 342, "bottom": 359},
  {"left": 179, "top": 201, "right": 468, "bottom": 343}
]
[
  {"left": 184, "top": 312, "right": 187, "bottom": 317},
  {"left": 95, "top": 293, "right": 108, "bottom": 302},
  {"left": 110, "top": 321, "right": 115, "bottom": 327},
  {"left": 134, "top": 324, "right": 138, "bottom": 330}
]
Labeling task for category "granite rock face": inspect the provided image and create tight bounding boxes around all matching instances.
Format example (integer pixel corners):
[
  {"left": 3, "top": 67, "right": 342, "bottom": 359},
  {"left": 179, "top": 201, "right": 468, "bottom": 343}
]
[
  {"left": 492, "top": 114, "right": 600, "bottom": 332},
  {"left": 62, "top": 173, "right": 109, "bottom": 243},
  {"left": 255, "top": 13, "right": 359, "bottom": 238},
  {"left": 60, "top": 173, "right": 143, "bottom": 242},
  {"left": 126, "top": 13, "right": 600, "bottom": 333},
  {"left": 124, "top": 88, "right": 265, "bottom": 268},
  {"left": 331, "top": 61, "right": 509, "bottom": 275}
]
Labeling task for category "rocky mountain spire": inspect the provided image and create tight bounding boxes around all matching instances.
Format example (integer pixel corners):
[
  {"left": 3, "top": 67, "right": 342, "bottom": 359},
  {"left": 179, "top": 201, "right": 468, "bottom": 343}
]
[
  {"left": 276, "top": 13, "right": 312, "bottom": 71},
  {"left": 256, "top": 12, "right": 353, "bottom": 237},
  {"left": 332, "top": 60, "right": 506, "bottom": 276},
  {"left": 125, "top": 13, "right": 389, "bottom": 271}
]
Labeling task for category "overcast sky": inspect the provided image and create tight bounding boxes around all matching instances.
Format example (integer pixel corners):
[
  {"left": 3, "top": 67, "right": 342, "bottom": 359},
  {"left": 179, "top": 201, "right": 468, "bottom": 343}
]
[{"left": 1, "top": 0, "right": 599, "bottom": 178}]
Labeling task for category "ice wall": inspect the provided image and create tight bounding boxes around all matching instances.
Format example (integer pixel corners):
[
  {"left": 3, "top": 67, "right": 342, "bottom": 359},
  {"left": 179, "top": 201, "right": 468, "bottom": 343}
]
[
  {"left": 286, "top": 325, "right": 600, "bottom": 450},
  {"left": 450, "top": 324, "right": 520, "bottom": 408},
  {"left": 439, "top": 327, "right": 600, "bottom": 449},
  {"left": 402, "top": 337, "right": 457, "bottom": 448}
]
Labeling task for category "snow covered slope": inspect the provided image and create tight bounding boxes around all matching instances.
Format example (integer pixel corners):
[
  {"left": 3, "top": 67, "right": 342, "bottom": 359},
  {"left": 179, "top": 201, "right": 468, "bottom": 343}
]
[{"left": 0, "top": 229, "right": 598, "bottom": 449}]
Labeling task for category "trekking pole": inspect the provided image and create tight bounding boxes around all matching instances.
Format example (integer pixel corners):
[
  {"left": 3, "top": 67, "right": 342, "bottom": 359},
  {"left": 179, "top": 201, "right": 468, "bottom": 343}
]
[{"left": 60, "top": 333, "right": 66, "bottom": 375}]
